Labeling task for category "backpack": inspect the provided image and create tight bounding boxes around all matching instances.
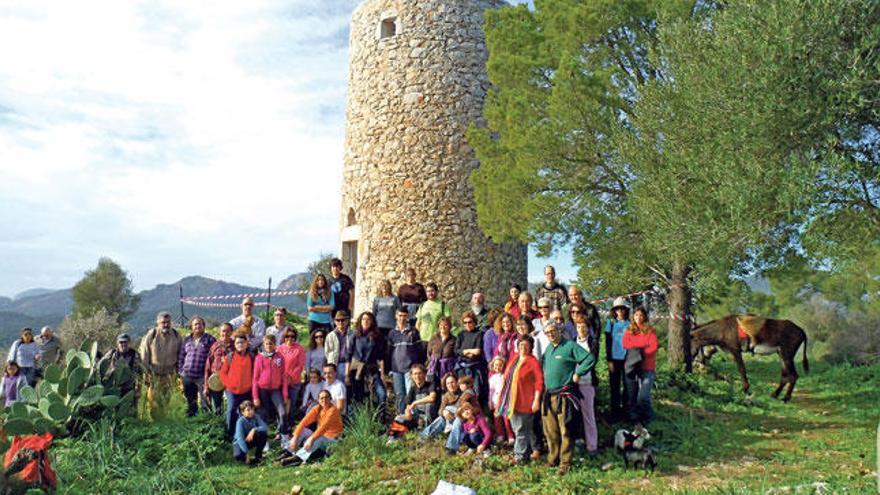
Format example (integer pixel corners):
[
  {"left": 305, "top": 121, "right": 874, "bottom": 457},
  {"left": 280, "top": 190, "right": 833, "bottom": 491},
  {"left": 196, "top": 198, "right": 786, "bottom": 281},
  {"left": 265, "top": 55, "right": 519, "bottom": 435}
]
[{"left": 3, "top": 433, "right": 57, "bottom": 491}]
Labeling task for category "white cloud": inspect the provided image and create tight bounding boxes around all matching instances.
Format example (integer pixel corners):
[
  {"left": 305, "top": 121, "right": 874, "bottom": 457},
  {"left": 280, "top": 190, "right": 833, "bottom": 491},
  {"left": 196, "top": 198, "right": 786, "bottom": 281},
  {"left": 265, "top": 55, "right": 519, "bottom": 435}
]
[{"left": 0, "top": 0, "right": 555, "bottom": 297}]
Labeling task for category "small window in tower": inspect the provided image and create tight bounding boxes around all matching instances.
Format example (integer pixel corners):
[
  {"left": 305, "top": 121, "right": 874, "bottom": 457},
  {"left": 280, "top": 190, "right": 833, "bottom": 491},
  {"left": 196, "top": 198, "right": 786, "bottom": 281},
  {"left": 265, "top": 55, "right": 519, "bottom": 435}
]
[
  {"left": 380, "top": 17, "right": 397, "bottom": 39},
  {"left": 346, "top": 207, "right": 357, "bottom": 227}
]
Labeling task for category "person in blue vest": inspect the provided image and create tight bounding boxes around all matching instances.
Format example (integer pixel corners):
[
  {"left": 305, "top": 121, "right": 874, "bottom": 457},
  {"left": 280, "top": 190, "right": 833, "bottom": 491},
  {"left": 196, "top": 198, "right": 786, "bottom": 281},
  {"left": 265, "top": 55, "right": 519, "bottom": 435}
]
[{"left": 605, "top": 297, "right": 631, "bottom": 421}]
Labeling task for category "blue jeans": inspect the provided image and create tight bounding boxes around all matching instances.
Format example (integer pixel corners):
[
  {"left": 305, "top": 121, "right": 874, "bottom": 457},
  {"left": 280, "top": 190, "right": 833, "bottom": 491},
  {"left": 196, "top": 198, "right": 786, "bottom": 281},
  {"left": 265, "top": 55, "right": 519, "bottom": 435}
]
[
  {"left": 390, "top": 371, "right": 412, "bottom": 414},
  {"left": 625, "top": 370, "right": 655, "bottom": 424},
  {"left": 444, "top": 417, "right": 463, "bottom": 451},
  {"left": 257, "top": 388, "right": 289, "bottom": 434},
  {"left": 421, "top": 415, "right": 451, "bottom": 439},
  {"left": 285, "top": 384, "right": 302, "bottom": 425},
  {"left": 225, "top": 391, "right": 251, "bottom": 438}
]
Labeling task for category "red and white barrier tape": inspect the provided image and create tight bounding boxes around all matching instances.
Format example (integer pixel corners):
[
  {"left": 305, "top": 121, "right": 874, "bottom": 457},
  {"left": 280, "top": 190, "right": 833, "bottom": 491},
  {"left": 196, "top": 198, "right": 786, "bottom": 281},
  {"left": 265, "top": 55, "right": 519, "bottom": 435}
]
[
  {"left": 181, "top": 300, "right": 273, "bottom": 308},
  {"left": 181, "top": 289, "right": 308, "bottom": 302}
]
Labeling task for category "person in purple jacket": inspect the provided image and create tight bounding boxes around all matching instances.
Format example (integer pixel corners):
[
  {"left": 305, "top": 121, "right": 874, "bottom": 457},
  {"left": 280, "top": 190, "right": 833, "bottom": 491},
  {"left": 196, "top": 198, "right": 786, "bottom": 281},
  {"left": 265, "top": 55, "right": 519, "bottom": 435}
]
[
  {"left": 455, "top": 402, "right": 491, "bottom": 456},
  {"left": 178, "top": 316, "right": 216, "bottom": 416}
]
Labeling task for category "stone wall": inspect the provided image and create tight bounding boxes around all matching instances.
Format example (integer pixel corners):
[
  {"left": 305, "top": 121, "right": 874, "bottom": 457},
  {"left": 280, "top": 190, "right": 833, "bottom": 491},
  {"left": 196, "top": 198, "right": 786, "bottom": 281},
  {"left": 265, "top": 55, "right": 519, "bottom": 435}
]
[{"left": 341, "top": 0, "right": 527, "bottom": 317}]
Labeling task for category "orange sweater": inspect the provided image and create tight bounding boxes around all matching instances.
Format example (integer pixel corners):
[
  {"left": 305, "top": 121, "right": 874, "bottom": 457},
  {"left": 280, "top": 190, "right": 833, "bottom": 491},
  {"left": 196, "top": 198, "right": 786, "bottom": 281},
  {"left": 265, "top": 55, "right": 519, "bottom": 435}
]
[{"left": 294, "top": 404, "right": 343, "bottom": 442}]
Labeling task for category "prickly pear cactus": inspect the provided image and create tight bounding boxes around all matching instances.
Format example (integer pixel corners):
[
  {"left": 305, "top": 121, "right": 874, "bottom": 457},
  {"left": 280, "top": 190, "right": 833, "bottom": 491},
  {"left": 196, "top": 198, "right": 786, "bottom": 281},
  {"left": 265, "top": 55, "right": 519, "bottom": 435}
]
[{"left": 2, "top": 340, "right": 135, "bottom": 438}]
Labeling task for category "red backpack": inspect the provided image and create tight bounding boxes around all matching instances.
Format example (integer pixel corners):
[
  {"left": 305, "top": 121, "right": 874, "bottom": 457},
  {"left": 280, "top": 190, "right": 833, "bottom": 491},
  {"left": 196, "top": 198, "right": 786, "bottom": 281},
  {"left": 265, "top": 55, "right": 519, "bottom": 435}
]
[{"left": 3, "top": 433, "right": 57, "bottom": 490}]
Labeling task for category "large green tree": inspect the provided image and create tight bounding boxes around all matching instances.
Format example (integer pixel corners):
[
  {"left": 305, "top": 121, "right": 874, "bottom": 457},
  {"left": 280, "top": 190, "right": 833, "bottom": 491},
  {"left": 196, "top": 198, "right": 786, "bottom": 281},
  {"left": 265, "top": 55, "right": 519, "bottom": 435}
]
[
  {"left": 72, "top": 257, "right": 140, "bottom": 322},
  {"left": 470, "top": 0, "right": 878, "bottom": 369}
]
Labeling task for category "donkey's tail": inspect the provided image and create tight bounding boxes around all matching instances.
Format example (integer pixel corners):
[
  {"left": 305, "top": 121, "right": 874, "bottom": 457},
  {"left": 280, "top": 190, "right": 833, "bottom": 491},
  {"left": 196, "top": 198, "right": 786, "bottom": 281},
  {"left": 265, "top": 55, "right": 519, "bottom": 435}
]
[{"left": 801, "top": 327, "right": 810, "bottom": 374}]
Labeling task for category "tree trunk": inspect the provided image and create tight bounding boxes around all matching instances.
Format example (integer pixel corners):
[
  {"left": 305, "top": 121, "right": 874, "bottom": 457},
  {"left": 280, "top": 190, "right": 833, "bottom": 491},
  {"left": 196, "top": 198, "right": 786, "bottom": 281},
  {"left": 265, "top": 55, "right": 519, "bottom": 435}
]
[{"left": 667, "top": 260, "right": 692, "bottom": 372}]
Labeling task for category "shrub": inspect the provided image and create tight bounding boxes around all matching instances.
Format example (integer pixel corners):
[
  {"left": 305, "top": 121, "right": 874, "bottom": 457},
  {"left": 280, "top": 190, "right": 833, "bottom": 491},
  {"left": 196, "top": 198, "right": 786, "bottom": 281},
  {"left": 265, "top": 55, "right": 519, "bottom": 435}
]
[{"left": 58, "top": 308, "right": 128, "bottom": 354}]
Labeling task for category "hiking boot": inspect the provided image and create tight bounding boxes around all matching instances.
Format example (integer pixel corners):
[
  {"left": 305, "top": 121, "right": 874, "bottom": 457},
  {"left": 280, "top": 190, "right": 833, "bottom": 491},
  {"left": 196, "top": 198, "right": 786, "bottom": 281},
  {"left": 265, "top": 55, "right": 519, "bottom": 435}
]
[
  {"left": 248, "top": 457, "right": 263, "bottom": 468},
  {"left": 281, "top": 455, "right": 303, "bottom": 467},
  {"left": 530, "top": 451, "right": 541, "bottom": 461},
  {"left": 558, "top": 465, "right": 570, "bottom": 475},
  {"left": 445, "top": 448, "right": 457, "bottom": 456}
]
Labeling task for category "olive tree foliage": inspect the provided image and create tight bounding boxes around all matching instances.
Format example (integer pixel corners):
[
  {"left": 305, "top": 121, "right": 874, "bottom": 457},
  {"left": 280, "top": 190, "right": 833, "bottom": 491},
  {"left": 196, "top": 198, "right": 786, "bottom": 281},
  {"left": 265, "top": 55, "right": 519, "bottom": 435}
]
[
  {"left": 58, "top": 307, "right": 130, "bottom": 353},
  {"left": 300, "top": 252, "right": 336, "bottom": 291},
  {"left": 71, "top": 257, "right": 140, "bottom": 322},
  {"left": 469, "top": 0, "right": 878, "bottom": 369}
]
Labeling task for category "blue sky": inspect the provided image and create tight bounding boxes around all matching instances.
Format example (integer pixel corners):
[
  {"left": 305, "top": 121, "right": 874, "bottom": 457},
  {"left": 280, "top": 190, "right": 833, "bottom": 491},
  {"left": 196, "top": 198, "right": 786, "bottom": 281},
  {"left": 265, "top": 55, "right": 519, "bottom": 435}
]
[{"left": 0, "top": 0, "right": 568, "bottom": 297}]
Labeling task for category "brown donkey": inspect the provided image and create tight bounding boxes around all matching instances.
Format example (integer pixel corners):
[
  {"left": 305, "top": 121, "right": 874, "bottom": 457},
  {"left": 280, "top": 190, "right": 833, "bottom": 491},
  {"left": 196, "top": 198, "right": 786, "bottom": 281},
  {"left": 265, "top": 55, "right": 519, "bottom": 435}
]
[{"left": 690, "top": 315, "right": 809, "bottom": 402}]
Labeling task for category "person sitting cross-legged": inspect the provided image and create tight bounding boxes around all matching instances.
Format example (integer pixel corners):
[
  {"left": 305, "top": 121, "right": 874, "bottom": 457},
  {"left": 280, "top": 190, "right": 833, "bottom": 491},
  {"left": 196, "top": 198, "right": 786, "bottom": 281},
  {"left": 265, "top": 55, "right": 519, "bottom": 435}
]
[
  {"left": 279, "top": 390, "right": 343, "bottom": 466},
  {"left": 232, "top": 400, "right": 268, "bottom": 466}
]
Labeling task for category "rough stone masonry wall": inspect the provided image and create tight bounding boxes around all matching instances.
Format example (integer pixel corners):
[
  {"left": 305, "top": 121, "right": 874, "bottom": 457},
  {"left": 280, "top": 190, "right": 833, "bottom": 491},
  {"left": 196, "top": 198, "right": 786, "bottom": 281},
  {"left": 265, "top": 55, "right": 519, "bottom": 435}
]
[{"left": 342, "top": 0, "right": 527, "bottom": 317}]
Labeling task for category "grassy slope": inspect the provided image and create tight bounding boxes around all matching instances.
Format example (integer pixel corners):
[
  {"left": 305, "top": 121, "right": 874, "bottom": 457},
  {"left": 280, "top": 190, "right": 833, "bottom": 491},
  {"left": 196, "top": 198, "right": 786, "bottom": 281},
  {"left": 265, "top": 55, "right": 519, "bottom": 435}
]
[{"left": 52, "top": 346, "right": 878, "bottom": 494}]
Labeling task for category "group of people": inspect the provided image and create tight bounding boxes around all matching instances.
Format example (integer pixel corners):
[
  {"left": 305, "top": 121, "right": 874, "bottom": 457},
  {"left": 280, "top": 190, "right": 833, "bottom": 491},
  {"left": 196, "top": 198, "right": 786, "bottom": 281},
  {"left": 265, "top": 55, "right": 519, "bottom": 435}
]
[
  {"left": 2, "top": 326, "right": 64, "bottom": 406},
  {"left": 3, "top": 260, "right": 660, "bottom": 475}
]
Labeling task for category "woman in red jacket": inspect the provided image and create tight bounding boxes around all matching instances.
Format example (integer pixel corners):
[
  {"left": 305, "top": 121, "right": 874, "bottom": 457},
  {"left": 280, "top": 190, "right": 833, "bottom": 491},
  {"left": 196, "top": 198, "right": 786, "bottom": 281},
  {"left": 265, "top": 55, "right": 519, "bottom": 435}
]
[
  {"left": 495, "top": 335, "right": 543, "bottom": 464},
  {"left": 622, "top": 307, "right": 659, "bottom": 425}
]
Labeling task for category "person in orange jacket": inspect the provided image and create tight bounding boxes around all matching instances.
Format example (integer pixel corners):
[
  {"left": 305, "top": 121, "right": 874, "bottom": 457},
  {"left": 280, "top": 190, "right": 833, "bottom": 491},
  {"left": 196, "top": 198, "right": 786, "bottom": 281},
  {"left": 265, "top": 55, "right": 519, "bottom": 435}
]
[{"left": 280, "top": 389, "right": 343, "bottom": 466}]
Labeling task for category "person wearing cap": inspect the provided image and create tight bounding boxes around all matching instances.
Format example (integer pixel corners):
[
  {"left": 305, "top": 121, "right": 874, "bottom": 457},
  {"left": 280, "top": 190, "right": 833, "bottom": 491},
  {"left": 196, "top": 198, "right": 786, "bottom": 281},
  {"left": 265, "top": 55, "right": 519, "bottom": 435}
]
[
  {"left": 229, "top": 297, "right": 266, "bottom": 351},
  {"left": 535, "top": 265, "right": 568, "bottom": 312},
  {"left": 139, "top": 311, "right": 182, "bottom": 420},
  {"left": 98, "top": 333, "right": 143, "bottom": 415},
  {"left": 605, "top": 297, "right": 631, "bottom": 421},
  {"left": 204, "top": 323, "right": 235, "bottom": 414},
  {"left": 36, "top": 326, "right": 63, "bottom": 367},
  {"left": 324, "top": 310, "right": 352, "bottom": 380}
]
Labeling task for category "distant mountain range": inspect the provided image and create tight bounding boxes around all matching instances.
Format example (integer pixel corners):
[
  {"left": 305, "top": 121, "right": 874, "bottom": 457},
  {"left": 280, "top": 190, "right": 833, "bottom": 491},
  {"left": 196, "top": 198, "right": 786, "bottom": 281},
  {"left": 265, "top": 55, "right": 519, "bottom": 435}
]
[{"left": 0, "top": 274, "right": 308, "bottom": 347}]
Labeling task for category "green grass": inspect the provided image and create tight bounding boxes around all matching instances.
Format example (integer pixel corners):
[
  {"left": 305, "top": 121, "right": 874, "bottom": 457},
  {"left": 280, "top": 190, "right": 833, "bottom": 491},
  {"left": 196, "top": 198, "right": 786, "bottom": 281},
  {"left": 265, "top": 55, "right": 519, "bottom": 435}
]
[{"left": 47, "top": 346, "right": 879, "bottom": 494}]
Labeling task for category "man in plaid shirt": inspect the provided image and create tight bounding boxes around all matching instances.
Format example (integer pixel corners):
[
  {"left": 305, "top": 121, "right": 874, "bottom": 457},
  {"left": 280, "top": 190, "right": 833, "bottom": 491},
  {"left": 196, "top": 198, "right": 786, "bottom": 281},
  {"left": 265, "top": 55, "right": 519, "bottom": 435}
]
[{"left": 178, "top": 316, "right": 217, "bottom": 416}]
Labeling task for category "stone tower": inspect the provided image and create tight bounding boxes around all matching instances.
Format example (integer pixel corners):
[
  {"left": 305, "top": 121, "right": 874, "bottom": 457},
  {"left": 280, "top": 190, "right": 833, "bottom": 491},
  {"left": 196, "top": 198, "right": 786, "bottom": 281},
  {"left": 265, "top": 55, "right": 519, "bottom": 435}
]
[{"left": 341, "top": 0, "right": 528, "bottom": 316}]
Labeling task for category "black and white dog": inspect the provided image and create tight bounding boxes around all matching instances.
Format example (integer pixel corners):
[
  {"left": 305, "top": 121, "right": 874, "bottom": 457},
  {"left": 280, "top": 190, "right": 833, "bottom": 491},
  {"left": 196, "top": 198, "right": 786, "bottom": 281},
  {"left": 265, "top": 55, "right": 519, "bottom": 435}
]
[{"left": 614, "top": 425, "right": 656, "bottom": 474}]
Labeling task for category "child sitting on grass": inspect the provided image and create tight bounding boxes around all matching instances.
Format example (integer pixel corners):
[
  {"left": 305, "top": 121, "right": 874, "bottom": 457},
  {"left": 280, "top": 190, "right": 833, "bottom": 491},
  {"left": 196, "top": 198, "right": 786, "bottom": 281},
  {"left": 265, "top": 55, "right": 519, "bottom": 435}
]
[
  {"left": 233, "top": 400, "right": 268, "bottom": 466},
  {"left": 456, "top": 402, "right": 491, "bottom": 456}
]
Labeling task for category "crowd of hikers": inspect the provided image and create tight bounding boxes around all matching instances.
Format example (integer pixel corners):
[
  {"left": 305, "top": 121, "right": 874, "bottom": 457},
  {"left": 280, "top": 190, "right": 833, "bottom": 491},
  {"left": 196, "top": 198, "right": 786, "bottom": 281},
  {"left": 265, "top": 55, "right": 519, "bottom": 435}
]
[{"left": 4, "top": 259, "right": 659, "bottom": 475}]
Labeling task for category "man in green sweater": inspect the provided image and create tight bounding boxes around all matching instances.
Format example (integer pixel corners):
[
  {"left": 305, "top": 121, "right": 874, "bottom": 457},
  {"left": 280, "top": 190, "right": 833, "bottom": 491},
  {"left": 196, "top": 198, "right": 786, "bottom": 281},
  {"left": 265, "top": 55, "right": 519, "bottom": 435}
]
[{"left": 540, "top": 322, "right": 596, "bottom": 475}]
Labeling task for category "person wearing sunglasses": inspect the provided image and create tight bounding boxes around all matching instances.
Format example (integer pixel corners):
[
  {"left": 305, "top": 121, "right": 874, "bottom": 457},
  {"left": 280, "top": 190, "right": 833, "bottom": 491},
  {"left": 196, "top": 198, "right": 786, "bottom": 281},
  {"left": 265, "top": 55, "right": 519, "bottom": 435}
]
[{"left": 277, "top": 326, "right": 306, "bottom": 426}]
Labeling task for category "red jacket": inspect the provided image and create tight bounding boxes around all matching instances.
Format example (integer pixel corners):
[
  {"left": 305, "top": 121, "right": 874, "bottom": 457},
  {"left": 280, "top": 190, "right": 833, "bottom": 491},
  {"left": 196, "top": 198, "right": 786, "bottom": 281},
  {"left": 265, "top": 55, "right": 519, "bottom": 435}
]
[
  {"left": 504, "top": 354, "right": 544, "bottom": 414},
  {"left": 622, "top": 330, "right": 658, "bottom": 371},
  {"left": 220, "top": 351, "right": 253, "bottom": 395}
]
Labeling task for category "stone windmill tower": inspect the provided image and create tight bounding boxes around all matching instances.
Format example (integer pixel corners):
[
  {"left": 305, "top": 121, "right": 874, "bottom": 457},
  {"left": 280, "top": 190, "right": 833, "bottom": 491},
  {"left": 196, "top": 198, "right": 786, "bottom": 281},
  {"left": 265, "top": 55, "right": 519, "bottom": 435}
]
[{"left": 340, "top": 0, "right": 527, "bottom": 316}]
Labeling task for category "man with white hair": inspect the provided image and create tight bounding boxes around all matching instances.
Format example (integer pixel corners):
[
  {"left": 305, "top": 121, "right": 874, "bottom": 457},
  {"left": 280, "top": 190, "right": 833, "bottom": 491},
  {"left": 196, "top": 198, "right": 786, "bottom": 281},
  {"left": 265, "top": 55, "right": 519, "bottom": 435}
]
[
  {"left": 470, "top": 292, "right": 489, "bottom": 329},
  {"left": 36, "top": 326, "right": 63, "bottom": 366}
]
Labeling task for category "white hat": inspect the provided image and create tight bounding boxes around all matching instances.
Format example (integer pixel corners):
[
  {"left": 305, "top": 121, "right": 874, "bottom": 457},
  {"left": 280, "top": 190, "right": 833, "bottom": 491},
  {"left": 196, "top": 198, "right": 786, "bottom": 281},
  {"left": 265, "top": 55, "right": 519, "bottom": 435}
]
[{"left": 610, "top": 297, "right": 629, "bottom": 310}]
